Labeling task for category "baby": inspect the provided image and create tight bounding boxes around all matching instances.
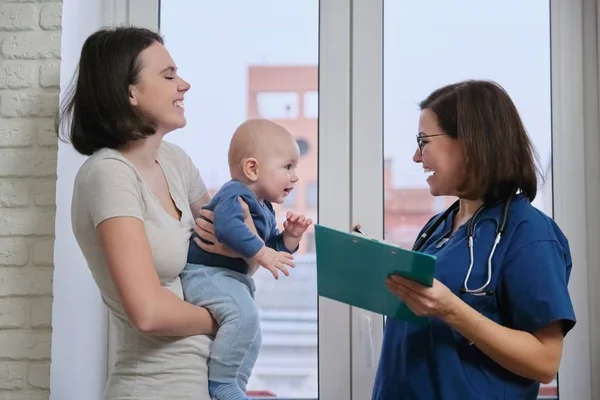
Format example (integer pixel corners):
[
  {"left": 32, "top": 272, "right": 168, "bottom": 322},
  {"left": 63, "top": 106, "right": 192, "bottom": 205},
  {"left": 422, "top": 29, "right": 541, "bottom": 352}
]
[{"left": 181, "top": 118, "right": 312, "bottom": 400}]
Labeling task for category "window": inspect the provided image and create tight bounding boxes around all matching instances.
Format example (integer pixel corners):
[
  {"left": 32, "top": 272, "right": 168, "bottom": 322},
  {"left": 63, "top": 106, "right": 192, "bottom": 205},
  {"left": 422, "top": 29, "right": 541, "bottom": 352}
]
[
  {"left": 257, "top": 92, "right": 299, "bottom": 119},
  {"left": 159, "top": 1, "right": 319, "bottom": 398},
  {"left": 304, "top": 91, "right": 318, "bottom": 119},
  {"left": 345, "top": 1, "right": 592, "bottom": 399},
  {"left": 382, "top": 1, "right": 553, "bottom": 398},
  {"left": 296, "top": 137, "right": 310, "bottom": 156},
  {"left": 305, "top": 182, "right": 318, "bottom": 208},
  {"left": 304, "top": 231, "right": 315, "bottom": 253},
  {"left": 283, "top": 187, "right": 297, "bottom": 207},
  {"left": 115, "top": 1, "right": 596, "bottom": 399}
]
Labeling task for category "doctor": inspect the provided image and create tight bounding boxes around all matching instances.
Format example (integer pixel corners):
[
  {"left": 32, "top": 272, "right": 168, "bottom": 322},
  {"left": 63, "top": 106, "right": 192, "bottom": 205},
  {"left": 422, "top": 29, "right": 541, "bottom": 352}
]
[{"left": 370, "top": 80, "right": 576, "bottom": 399}]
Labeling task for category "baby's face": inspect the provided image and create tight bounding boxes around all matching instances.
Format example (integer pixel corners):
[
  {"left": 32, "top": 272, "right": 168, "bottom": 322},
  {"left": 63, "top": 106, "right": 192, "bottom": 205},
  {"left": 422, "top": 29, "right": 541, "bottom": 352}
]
[{"left": 255, "top": 136, "right": 300, "bottom": 204}]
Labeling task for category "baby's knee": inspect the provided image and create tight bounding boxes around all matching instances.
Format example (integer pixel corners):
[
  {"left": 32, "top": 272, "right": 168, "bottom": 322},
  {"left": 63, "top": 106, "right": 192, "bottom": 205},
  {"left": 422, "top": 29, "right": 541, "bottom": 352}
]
[{"left": 224, "top": 304, "right": 259, "bottom": 333}]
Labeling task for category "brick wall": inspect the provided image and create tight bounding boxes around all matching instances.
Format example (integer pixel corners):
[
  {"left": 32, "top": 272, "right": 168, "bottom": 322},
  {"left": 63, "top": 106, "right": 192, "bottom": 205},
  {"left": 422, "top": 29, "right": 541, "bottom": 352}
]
[{"left": 0, "top": 1, "right": 61, "bottom": 399}]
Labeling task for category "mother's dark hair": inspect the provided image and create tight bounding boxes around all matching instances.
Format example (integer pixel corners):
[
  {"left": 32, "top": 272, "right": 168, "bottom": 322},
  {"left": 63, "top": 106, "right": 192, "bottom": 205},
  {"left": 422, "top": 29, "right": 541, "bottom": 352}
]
[
  {"left": 56, "top": 26, "right": 163, "bottom": 156},
  {"left": 420, "top": 80, "right": 542, "bottom": 204}
]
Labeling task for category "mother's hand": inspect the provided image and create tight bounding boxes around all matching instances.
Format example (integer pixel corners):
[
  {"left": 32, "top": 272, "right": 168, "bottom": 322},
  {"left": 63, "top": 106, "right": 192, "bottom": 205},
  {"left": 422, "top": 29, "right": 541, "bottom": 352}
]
[
  {"left": 386, "top": 275, "right": 458, "bottom": 319},
  {"left": 193, "top": 197, "right": 257, "bottom": 258}
]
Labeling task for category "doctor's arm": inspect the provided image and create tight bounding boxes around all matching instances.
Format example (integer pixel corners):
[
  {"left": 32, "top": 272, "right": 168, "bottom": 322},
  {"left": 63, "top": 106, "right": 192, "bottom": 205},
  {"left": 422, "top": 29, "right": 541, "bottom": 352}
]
[
  {"left": 387, "top": 240, "right": 575, "bottom": 384},
  {"left": 442, "top": 295, "right": 564, "bottom": 384}
]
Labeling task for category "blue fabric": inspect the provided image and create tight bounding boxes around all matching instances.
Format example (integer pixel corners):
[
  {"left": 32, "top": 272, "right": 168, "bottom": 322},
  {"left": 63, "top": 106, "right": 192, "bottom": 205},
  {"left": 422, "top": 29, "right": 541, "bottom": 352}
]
[
  {"left": 187, "top": 179, "right": 293, "bottom": 274},
  {"left": 208, "top": 380, "right": 249, "bottom": 400},
  {"left": 372, "top": 194, "right": 576, "bottom": 400},
  {"left": 180, "top": 264, "right": 261, "bottom": 389}
]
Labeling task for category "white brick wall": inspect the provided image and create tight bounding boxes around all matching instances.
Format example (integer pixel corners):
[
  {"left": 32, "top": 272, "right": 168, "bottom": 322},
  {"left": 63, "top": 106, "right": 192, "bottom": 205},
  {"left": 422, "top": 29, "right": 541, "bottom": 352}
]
[{"left": 0, "top": 1, "right": 61, "bottom": 399}]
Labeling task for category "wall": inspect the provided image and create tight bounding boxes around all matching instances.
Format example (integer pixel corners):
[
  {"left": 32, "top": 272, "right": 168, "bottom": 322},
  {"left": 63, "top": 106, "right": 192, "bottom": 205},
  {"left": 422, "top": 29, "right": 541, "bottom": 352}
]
[
  {"left": 50, "top": 0, "right": 107, "bottom": 399},
  {"left": 0, "top": 1, "right": 62, "bottom": 399}
]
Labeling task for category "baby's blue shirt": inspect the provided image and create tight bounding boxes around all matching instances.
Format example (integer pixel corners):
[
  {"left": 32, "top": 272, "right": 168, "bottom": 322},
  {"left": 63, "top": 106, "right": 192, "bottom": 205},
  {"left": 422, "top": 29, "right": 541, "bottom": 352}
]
[{"left": 187, "top": 180, "right": 293, "bottom": 274}]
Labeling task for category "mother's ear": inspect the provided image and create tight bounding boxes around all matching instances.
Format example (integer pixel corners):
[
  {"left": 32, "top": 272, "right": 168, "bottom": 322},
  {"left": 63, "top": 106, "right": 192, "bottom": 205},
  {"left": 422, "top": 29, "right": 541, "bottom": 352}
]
[{"left": 128, "top": 85, "right": 139, "bottom": 106}]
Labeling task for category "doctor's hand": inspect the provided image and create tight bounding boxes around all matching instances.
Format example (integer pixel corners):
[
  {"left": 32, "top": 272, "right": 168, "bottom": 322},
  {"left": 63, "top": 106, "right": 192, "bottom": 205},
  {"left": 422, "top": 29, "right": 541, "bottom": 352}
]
[
  {"left": 351, "top": 223, "right": 367, "bottom": 236},
  {"left": 386, "top": 275, "right": 457, "bottom": 318}
]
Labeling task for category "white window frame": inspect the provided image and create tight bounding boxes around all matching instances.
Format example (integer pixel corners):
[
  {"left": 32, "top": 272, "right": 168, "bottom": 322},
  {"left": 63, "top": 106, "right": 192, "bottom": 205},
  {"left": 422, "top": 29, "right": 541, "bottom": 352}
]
[
  {"left": 549, "top": 1, "right": 599, "bottom": 398},
  {"left": 350, "top": 1, "right": 384, "bottom": 398},
  {"left": 113, "top": 0, "right": 600, "bottom": 399}
]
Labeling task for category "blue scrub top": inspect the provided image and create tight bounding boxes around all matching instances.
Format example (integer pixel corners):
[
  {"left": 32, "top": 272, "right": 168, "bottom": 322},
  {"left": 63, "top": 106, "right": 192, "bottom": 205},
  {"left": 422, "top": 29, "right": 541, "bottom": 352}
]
[{"left": 372, "top": 194, "right": 576, "bottom": 400}]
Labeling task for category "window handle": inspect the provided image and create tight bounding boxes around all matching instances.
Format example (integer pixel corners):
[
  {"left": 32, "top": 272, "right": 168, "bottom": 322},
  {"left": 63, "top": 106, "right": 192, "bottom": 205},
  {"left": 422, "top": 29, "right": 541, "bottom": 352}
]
[{"left": 361, "top": 314, "right": 375, "bottom": 368}]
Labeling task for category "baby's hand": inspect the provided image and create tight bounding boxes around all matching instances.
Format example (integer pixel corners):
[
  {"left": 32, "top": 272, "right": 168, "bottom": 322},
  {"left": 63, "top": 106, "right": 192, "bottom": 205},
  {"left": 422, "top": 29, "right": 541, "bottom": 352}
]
[
  {"left": 283, "top": 212, "right": 313, "bottom": 239},
  {"left": 253, "top": 246, "right": 295, "bottom": 279}
]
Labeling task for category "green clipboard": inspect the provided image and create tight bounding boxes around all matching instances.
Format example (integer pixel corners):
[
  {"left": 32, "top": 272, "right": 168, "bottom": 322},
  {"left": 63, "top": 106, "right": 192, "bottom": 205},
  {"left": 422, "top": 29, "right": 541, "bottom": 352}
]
[{"left": 314, "top": 224, "right": 436, "bottom": 323}]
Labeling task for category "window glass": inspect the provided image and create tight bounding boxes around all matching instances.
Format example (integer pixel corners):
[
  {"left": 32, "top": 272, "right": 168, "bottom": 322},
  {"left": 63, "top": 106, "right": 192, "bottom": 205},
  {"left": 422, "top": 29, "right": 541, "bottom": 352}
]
[
  {"left": 160, "top": 2, "right": 319, "bottom": 398},
  {"left": 257, "top": 92, "right": 299, "bottom": 119},
  {"left": 305, "top": 182, "right": 318, "bottom": 209},
  {"left": 383, "top": 1, "right": 554, "bottom": 398}
]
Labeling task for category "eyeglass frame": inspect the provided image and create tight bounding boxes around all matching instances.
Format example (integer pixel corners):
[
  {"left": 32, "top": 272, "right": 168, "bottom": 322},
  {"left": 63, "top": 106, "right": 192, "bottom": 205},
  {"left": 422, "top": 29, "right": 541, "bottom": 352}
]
[{"left": 416, "top": 133, "right": 447, "bottom": 154}]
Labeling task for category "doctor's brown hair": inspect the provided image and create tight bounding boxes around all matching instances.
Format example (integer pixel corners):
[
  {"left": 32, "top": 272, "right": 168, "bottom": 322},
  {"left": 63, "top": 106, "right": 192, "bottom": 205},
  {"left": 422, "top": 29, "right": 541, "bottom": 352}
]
[{"left": 419, "top": 80, "right": 542, "bottom": 204}]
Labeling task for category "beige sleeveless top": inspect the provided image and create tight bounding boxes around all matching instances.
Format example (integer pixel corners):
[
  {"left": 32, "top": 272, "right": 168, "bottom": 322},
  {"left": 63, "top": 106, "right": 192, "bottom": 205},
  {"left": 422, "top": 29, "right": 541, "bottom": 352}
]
[{"left": 71, "top": 140, "right": 211, "bottom": 399}]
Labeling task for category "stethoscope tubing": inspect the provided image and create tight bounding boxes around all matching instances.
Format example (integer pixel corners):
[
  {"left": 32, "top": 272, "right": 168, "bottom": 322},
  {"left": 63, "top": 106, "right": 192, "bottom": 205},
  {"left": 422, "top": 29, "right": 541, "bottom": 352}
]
[{"left": 413, "top": 195, "right": 515, "bottom": 296}]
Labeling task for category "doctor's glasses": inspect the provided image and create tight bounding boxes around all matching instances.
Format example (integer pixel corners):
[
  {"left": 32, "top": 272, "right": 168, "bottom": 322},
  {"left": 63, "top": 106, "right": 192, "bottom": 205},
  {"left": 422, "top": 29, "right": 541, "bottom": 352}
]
[{"left": 416, "top": 133, "right": 448, "bottom": 154}]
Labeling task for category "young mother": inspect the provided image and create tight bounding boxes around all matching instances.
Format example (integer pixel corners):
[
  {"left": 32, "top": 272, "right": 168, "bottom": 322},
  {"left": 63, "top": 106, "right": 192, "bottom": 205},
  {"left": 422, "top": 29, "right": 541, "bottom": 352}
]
[{"left": 59, "top": 27, "right": 249, "bottom": 399}]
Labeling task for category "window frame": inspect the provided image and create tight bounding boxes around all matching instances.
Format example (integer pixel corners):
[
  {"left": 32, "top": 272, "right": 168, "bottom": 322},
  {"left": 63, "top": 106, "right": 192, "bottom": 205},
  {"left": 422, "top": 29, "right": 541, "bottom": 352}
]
[
  {"left": 349, "top": 1, "right": 598, "bottom": 399},
  {"left": 118, "top": 0, "right": 600, "bottom": 399},
  {"left": 549, "top": 1, "right": 598, "bottom": 398},
  {"left": 349, "top": 1, "right": 384, "bottom": 398}
]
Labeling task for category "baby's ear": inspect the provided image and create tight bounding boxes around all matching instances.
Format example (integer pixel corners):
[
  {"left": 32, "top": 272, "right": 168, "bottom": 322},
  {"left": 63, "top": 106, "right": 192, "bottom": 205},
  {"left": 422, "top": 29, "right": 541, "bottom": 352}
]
[{"left": 243, "top": 157, "right": 259, "bottom": 181}]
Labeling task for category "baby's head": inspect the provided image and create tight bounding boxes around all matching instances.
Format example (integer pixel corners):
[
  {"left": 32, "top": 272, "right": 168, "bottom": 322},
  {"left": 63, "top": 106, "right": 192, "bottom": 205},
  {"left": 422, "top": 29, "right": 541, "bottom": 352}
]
[{"left": 228, "top": 118, "right": 299, "bottom": 204}]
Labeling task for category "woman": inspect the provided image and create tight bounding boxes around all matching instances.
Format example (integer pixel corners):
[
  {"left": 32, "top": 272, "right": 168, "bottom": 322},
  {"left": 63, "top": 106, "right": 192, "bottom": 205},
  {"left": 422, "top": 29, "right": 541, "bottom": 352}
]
[
  {"left": 371, "top": 80, "right": 576, "bottom": 399},
  {"left": 58, "top": 27, "right": 252, "bottom": 399}
]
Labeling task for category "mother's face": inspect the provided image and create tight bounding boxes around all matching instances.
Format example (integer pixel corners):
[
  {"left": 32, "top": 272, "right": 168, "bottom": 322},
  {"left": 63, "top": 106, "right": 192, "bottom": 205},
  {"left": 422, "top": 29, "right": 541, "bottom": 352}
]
[
  {"left": 128, "top": 41, "right": 191, "bottom": 136},
  {"left": 413, "top": 109, "right": 466, "bottom": 197}
]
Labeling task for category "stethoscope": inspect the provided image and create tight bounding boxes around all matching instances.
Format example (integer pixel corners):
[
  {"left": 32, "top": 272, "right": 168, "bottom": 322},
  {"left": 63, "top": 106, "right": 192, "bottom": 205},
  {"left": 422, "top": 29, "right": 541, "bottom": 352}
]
[{"left": 412, "top": 195, "right": 515, "bottom": 296}]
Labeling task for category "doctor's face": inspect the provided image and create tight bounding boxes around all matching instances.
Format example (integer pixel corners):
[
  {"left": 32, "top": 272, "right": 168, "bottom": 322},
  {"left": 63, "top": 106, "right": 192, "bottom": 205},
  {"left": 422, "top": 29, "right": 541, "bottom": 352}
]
[{"left": 413, "top": 109, "right": 466, "bottom": 197}]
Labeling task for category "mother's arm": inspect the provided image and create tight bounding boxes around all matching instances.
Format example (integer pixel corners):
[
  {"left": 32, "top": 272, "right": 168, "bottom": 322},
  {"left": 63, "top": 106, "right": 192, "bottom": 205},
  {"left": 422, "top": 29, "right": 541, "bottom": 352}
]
[
  {"left": 99, "top": 215, "right": 217, "bottom": 336},
  {"left": 86, "top": 157, "right": 217, "bottom": 337},
  {"left": 190, "top": 193, "right": 211, "bottom": 219}
]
